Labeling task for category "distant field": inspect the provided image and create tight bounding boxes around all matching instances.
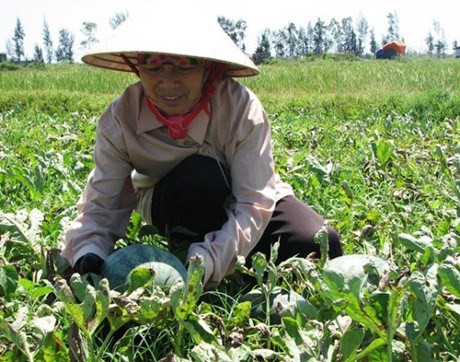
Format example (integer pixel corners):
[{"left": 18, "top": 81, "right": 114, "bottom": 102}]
[{"left": 0, "top": 57, "right": 459, "bottom": 361}]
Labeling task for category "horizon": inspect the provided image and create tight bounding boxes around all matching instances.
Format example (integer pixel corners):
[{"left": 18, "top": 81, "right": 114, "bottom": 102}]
[{"left": 1, "top": 0, "right": 458, "bottom": 60}]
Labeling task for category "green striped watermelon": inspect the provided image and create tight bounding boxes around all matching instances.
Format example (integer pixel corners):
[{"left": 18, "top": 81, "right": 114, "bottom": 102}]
[{"left": 100, "top": 244, "right": 187, "bottom": 292}]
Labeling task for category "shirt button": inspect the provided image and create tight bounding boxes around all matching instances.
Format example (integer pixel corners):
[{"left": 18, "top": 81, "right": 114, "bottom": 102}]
[{"left": 200, "top": 145, "right": 209, "bottom": 154}]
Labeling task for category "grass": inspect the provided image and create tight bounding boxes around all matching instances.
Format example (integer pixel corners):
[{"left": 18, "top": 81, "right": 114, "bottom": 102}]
[{"left": 0, "top": 56, "right": 459, "bottom": 361}]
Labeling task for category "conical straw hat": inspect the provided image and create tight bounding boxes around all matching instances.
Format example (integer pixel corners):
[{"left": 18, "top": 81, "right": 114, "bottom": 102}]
[{"left": 81, "top": 5, "right": 258, "bottom": 77}]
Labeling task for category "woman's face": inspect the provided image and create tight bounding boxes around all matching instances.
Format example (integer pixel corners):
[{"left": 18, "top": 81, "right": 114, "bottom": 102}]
[{"left": 138, "top": 54, "right": 207, "bottom": 115}]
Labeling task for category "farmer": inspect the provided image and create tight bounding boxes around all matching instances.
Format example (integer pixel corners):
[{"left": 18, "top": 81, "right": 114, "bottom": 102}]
[{"left": 61, "top": 8, "right": 342, "bottom": 288}]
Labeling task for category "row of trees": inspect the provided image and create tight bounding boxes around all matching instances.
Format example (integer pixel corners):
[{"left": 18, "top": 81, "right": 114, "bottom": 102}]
[
  {"left": 5, "top": 12, "right": 455, "bottom": 65},
  {"left": 5, "top": 12, "right": 128, "bottom": 63}
]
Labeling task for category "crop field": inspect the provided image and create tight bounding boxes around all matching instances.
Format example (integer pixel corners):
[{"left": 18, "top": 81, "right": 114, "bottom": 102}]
[{"left": 0, "top": 57, "right": 459, "bottom": 361}]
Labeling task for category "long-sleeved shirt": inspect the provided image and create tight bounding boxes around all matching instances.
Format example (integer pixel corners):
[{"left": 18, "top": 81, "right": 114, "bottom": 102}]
[{"left": 62, "top": 77, "right": 293, "bottom": 285}]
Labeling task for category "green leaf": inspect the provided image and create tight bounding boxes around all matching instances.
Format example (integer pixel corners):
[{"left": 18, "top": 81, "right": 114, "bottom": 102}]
[
  {"left": 438, "top": 262, "right": 460, "bottom": 298},
  {"left": 172, "top": 255, "right": 204, "bottom": 320},
  {"left": 397, "top": 233, "right": 433, "bottom": 254},
  {"left": 322, "top": 255, "right": 389, "bottom": 337},
  {"left": 33, "top": 333, "right": 70, "bottom": 362},
  {"left": 374, "top": 138, "right": 394, "bottom": 166},
  {"left": 183, "top": 314, "right": 217, "bottom": 344},
  {"left": 30, "top": 316, "right": 56, "bottom": 339},
  {"left": 0, "top": 315, "right": 33, "bottom": 360},
  {"left": 230, "top": 301, "right": 251, "bottom": 327},
  {"left": 341, "top": 327, "right": 365, "bottom": 362},
  {"left": 314, "top": 225, "right": 329, "bottom": 267},
  {"left": 127, "top": 266, "right": 156, "bottom": 293},
  {"left": 0, "top": 265, "right": 19, "bottom": 300},
  {"left": 0, "top": 212, "right": 30, "bottom": 244},
  {"left": 354, "top": 337, "right": 386, "bottom": 360},
  {"left": 405, "top": 265, "right": 439, "bottom": 341},
  {"left": 190, "top": 342, "right": 233, "bottom": 362},
  {"left": 283, "top": 316, "right": 303, "bottom": 344},
  {"left": 53, "top": 278, "right": 88, "bottom": 334},
  {"left": 251, "top": 252, "right": 268, "bottom": 286},
  {"left": 90, "top": 278, "right": 110, "bottom": 334}
]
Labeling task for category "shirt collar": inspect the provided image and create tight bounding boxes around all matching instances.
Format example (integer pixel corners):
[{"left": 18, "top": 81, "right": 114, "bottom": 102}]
[{"left": 137, "top": 94, "right": 210, "bottom": 144}]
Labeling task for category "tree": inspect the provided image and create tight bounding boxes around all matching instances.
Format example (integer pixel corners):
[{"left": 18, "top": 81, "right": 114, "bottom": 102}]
[
  {"left": 313, "top": 18, "right": 327, "bottom": 54},
  {"left": 80, "top": 21, "right": 98, "bottom": 50},
  {"left": 432, "top": 20, "right": 447, "bottom": 57},
  {"left": 55, "top": 28, "right": 74, "bottom": 62},
  {"left": 109, "top": 11, "right": 129, "bottom": 29},
  {"left": 356, "top": 15, "right": 369, "bottom": 56},
  {"left": 297, "top": 25, "right": 313, "bottom": 56},
  {"left": 340, "top": 17, "right": 357, "bottom": 54},
  {"left": 273, "top": 29, "right": 287, "bottom": 57},
  {"left": 5, "top": 39, "right": 14, "bottom": 60},
  {"left": 252, "top": 29, "right": 272, "bottom": 64},
  {"left": 383, "top": 12, "right": 400, "bottom": 44},
  {"left": 217, "top": 16, "right": 247, "bottom": 52},
  {"left": 42, "top": 18, "right": 53, "bottom": 63},
  {"left": 369, "top": 29, "right": 378, "bottom": 54},
  {"left": 425, "top": 32, "right": 434, "bottom": 55},
  {"left": 286, "top": 22, "right": 299, "bottom": 57},
  {"left": 33, "top": 44, "right": 44, "bottom": 62},
  {"left": 327, "top": 18, "right": 342, "bottom": 53},
  {"left": 12, "top": 17, "right": 25, "bottom": 61}
]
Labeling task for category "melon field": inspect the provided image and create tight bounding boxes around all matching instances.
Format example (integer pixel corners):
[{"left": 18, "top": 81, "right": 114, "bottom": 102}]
[{"left": 0, "top": 56, "right": 459, "bottom": 361}]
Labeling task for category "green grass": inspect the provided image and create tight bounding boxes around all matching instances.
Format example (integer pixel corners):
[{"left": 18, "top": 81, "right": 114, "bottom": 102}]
[{"left": 0, "top": 57, "right": 459, "bottom": 361}]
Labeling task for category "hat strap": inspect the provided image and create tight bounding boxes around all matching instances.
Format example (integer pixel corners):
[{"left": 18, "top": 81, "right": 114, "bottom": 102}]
[{"left": 120, "top": 53, "right": 139, "bottom": 77}]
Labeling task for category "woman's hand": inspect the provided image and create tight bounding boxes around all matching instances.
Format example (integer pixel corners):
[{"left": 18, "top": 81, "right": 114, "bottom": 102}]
[{"left": 75, "top": 253, "right": 104, "bottom": 275}]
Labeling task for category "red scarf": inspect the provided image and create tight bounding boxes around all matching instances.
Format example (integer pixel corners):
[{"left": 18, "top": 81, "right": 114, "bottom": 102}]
[{"left": 146, "top": 62, "right": 226, "bottom": 139}]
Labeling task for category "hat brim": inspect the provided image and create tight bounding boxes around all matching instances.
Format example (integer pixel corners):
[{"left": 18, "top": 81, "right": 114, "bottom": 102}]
[{"left": 81, "top": 9, "right": 259, "bottom": 78}]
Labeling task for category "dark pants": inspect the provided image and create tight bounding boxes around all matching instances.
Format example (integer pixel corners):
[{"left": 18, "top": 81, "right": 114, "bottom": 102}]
[{"left": 151, "top": 155, "right": 342, "bottom": 265}]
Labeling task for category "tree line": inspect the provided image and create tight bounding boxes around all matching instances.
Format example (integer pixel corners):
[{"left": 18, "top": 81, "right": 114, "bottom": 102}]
[{"left": 4, "top": 11, "right": 456, "bottom": 65}]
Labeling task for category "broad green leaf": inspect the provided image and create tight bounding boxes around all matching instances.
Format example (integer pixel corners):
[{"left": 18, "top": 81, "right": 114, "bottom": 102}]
[
  {"left": 0, "top": 212, "right": 30, "bottom": 244},
  {"left": 405, "top": 265, "right": 439, "bottom": 341},
  {"left": 127, "top": 266, "right": 155, "bottom": 293},
  {"left": 172, "top": 255, "right": 203, "bottom": 320},
  {"left": 374, "top": 138, "right": 394, "bottom": 166},
  {"left": 69, "top": 274, "right": 86, "bottom": 301},
  {"left": 33, "top": 333, "right": 70, "bottom": 362},
  {"left": 438, "top": 262, "right": 460, "bottom": 298},
  {"left": 341, "top": 327, "right": 365, "bottom": 362},
  {"left": 0, "top": 315, "right": 33, "bottom": 360},
  {"left": 0, "top": 265, "right": 19, "bottom": 300},
  {"left": 322, "top": 254, "right": 389, "bottom": 337},
  {"left": 228, "top": 344, "right": 254, "bottom": 362},
  {"left": 138, "top": 294, "right": 164, "bottom": 322},
  {"left": 306, "top": 155, "right": 330, "bottom": 184},
  {"left": 443, "top": 303, "right": 460, "bottom": 316},
  {"left": 397, "top": 233, "right": 433, "bottom": 254},
  {"left": 386, "top": 287, "right": 405, "bottom": 343},
  {"left": 30, "top": 315, "right": 56, "bottom": 339},
  {"left": 354, "top": 337, "right": 386, "bottom": 360},
  {"left": 314, "top": 225, "right": 329, "bottom": 267},
  {"left": 90, "top": 278, "right": 110, "bottom": 334},
  {"left": 183, "top": 314, "right": 217, "bottom": 344},
  {"left": 53, "top": 278, "right": 87, "bottom": 333},
  {"left": 230, "top": 301, "right": 251, "bottom": 327},
  {"left": 251, "top": 252, "right": 268, "bottom": 285},
  {"left": 190, "top": 342, "right": 233, "bottom": 362},
  {"left": 283, "top": 316, "right": 302, "bottom": 344}
]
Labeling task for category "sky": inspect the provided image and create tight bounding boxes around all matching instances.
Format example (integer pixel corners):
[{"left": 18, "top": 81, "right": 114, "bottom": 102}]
[{"left": 0, "top": 0, "right": 458, "bottom": 60}]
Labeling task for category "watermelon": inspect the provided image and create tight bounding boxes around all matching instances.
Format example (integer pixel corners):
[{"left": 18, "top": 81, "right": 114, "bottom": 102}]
[
  {"left": 100, "top": 244, "right": 187, "bottom": 292},
  {"left": 241, "top": 287, "right": 312, "bottom": 324}
]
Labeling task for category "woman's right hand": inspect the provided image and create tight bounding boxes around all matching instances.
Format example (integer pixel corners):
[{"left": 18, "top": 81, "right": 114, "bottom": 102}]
[{"left": 74, "top": 253, "right": 104, "bottom": 275}]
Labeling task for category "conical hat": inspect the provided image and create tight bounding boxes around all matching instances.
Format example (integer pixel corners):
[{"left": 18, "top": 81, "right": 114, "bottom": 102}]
[{"left": 81, "top": 6, "right": 258, "bottom": 77}]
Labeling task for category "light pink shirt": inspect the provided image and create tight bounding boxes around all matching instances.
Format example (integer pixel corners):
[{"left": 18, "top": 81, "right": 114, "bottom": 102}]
[{"left": 62, "top": 78, "right": 293, "bottom": 285}]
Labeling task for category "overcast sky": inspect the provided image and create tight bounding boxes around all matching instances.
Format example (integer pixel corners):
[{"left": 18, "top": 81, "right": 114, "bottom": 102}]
[{"left": 1, "top": 0, "right": 458, "bottom": 59}]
